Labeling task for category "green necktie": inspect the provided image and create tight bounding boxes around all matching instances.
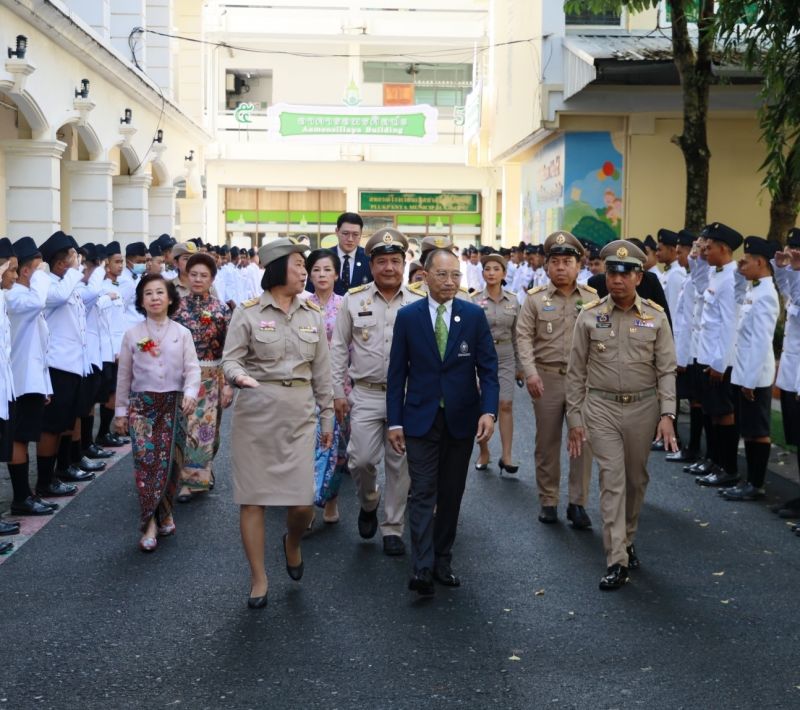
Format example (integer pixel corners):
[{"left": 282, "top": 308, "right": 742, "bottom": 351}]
[{"left": 435, "top": 303, "right": 448, "bottom": 360}]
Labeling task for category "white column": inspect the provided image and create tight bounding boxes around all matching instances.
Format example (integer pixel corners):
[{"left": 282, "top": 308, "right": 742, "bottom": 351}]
[
  {"left": 149, "top": 185, "right": 176, "bottom": 238},
  {"left": 110, "top": 0, "right": 146, "bottom": 65},
  {"left": 68, "top": 1, "right": 111, "bottom": 41},
  {"left": 113, "top": 174, "right": 152, "bottom": 249},
  {"left": 481, "top": 187, "right": 497, "bottom": 247},
  {"left": 145, "top": 0, "right": 172, "bottom": 98},
  {"left": 0, "top": 140, "right": 66, "bottom": 239},
  {"left": 64, "top": 161, "right": 115, "bottom": 245},
  {"left": 502, "top": 164, "right": 522, "bottom": 247},
  {"left": 176, "top": 197, "right": 204, "bottom": 242}
]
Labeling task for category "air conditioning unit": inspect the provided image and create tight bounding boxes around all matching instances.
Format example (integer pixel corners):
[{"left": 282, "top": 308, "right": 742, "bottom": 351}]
[{"left": 225, "top": 73, "right": 235, "bottom": 93}]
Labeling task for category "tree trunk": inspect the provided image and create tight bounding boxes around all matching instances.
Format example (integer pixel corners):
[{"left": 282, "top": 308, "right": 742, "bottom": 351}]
[{"left": 668, "top": 0, "right": 715, "bottom": 233}]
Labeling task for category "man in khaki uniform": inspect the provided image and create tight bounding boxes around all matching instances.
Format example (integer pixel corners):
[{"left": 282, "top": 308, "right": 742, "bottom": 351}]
[
  {"left": 566, "top": 240, "right": 678, "bottom": 591},
  {"left": 330, "top": 228, "right": 422, "bottom": 556},
  {"left": 516, "top": 231, "right": 596, "bottom": 527}
]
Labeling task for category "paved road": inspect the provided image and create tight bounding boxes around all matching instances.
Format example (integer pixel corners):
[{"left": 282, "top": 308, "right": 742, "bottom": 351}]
[{"left": 1, "top": 388, "right": 799, "bottom": 709}]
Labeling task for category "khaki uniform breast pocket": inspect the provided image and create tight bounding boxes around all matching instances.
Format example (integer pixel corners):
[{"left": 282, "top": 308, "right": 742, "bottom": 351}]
[
  {"left": 538, "top": 311, "right": 559, "bottom": 338},
  {"left": 296, "top": 329, "right": 320, "bottom": 359},
  {"left": 253, "top": 329, "right": 284, "bottom": 361},
  {"left": 353, "top": 316, "right": 377, "bottom": 341},
  {"left": 589, "top": 328, "right": 615, "bottom": 361},
  {"left": 627, "top": 327, "right": 656, "bottom": 361}
]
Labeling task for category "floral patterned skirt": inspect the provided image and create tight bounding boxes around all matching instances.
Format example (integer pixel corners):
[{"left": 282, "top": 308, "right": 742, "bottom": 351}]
[
  {"left": 129, "top": 391, "right": 186, "bottom": 531},
  {"left": 180, "top": 366, "right": 223, "bottom": 490}
]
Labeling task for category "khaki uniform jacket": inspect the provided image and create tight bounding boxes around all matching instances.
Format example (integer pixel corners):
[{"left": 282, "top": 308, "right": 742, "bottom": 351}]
[
  {"left": 565, "top": 294, "right": 677, "bottom": 429},
  {"left": 516, "top": 281, "right": 598, "bottom": 378},
  {"left": 330, "top": 282, "right": 423, "bottom": 399},
  {"left": 222, "top": 290, "right": 334, "bottom": 432},
  {"left": 471, "top": 287, "right": 522, "bottom": 373}
]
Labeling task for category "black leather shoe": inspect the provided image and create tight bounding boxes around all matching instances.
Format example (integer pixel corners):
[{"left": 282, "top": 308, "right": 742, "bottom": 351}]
[
  {"left": 247, "top": 592, "right": 268, "bottom": 609},
  {"left": 538, "top": 506, "right": 558, "bottom": 524},
  {"left": 35, "top": 481, "right": 77, "bottom": 497},
  {"left": 650, "top": 439, "right": 665, "bottom": 452},
  {"left": 720, "top": 482, "right": 765, "bottom": 501},
  {"left": 0, "top": 520, "right": 20, "bottom": 535},
  {"left": 626, "top": 545, "right": 640, "bottom": 570},
  {"left": 685, "top": 458, "right": 712, "bottom": 474},
  {"left": 282, "top": 533, "right": 304, "bottom": 581},
  {"left": 34, "top": 496, "right": 59, "bottom": 511},
  {"left": 96, "top": 433, "right": 125, "bottom": 448},
  {"left": 83, "top": 444, "right": 114, "bottom": 459},
  {"left": 666, "top": 448, "right": 698, "bottom": 463},
  {"left": 56, "top": 465, "right": 95, "bottom": 483},
  {"left": 408, "top": 568, "right": 435, "bottom": 596},
  {"left": 10, "top": 496, "right": 55, "bottom": 516},
  {"left": 696, "top": 467, "right": 739, "bottom": 487},
  {"left": 357, "top": 505, "right": 379, "bottom": 539},
  {"left": 566, "top": 503, "right": 592, "bottom": 529},
  {"left": 599, "top": 564, "right": 629, "bottom": 591},
  {"left": 433, "top": 562, "right": 461, "bottom": 587},
  {"left": 0, "top": 541, "right": 13, "bottom": 555},
  {"left": 77, "top": 456, "right": 106, "bottom": 472},
  {"left": 382, "top": 535, "right": 405, "bottom": 556}
]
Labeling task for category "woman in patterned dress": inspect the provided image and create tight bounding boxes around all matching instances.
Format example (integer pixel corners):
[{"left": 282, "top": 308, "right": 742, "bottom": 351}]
[{"left": 172, "top": 253, "right": 233, "bottom": 502}]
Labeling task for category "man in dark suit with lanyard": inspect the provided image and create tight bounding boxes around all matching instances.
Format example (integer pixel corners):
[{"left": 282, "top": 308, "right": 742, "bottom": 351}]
[
  {"left": 387, "top": 248, "right": 499, "bottom": 596},
  {"left": 334, "top": 212, "right": 373, "bottom": 295}
]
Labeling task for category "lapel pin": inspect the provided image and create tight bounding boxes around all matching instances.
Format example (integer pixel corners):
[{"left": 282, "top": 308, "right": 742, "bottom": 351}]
[{"left": 454, "top": 315, "right": 461, "bottom": 323}]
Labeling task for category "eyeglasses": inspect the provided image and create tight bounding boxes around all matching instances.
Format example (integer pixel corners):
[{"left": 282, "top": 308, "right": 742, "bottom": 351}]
[
  {"left": 338, "top": 231, "right": 361, "bottom": 238},
  {"left": 431, "top": 271, "right": 463, "bottom": 282}
]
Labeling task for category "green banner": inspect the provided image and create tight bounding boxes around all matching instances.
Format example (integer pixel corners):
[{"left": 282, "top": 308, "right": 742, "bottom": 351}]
[
  {"left": 360, "top": 191, "right": 479, "bottom": 213},
  {"left": 278, "top": 111, "right": 427, "bottom": 138}
]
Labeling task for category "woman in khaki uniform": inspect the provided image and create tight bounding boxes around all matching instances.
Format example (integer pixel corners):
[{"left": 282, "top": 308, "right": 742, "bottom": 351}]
[
  {"left": 222, "top": 237, "right": 334, "bottom": 609},
  {"left": 472, "top": 253, "right": 522, "bottom": 475}
]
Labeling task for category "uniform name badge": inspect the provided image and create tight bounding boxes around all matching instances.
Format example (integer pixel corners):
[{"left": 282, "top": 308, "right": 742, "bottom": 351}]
[
  {"left": 458, "top": 341, "right": 470, "bottom": 357},
  {"left": 633, "top": 319, "right": 654, "bottom": 328},
  {"left": 596, "top": 313, "right": 611, "bottom": 328}
]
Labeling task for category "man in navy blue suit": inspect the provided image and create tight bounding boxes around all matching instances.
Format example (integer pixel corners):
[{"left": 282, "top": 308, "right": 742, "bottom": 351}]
[
  {"left": 387, "top": 248, "right": 499, "bottom": 596},
  {"left": 307, "top": 212, "right": 373, "bottom": 295}
]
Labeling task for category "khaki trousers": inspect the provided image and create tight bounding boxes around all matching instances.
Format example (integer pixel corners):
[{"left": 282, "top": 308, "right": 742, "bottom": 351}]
[
  {"left": 584, "top": 392, "right": 660, "bottom": 567},
  {"left": 347, "top": 385, "right": 409, "bottom": 537},
  {"left": 532, "top": 369, "right": 592, "bottom": 507}
]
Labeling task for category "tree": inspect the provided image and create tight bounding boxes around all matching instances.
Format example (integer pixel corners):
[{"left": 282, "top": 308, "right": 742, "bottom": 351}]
[
  {"left": 717, "top": 1, "right": 800, "bottom": 243},
  {"left": 564, "top": 1, "right": 717, "bottom": 232}
]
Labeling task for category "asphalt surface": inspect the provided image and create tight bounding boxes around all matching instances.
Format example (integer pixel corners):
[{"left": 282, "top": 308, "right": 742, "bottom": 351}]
[{"left": 1, "top": 387, "right": 799, "bottom": 710}]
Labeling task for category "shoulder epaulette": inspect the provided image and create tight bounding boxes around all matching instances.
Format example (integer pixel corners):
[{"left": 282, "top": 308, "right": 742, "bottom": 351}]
[
  {"left": 408, "top": 282, "right": 426, "bottom": 294},
  {"left": 528, "top": 285, "right": 547, "bottom": 295},
  {"left": 582, "top": 284, "right": 597, "bottom": 294},
  {"left": 304, "top": 299, "right": 321, "bottom": 312},
  {"left": 348, "top": 284, "right": 369, "bottom": 295},
  {"left": 242, "top": 297, "right": 259, "bottom": 308},
  {"left": 644, "top": 298, "right": 664, "bottom": 312},
  {"left": 582, "top": 299, "right": 601, "bottom": 310},
  {"left": 459, "top": 285, "right": 469, "bottom": 293},
  {"left": 504, "top": 289, "right": 518, "bottom": 298}
]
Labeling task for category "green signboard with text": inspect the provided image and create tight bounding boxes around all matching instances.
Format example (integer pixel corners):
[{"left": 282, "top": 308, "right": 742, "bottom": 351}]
[{"left": 360, "top": 191, "right": 479, "bottom": 213}]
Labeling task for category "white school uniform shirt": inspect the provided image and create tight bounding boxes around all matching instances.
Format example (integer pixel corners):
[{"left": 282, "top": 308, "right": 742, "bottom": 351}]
[
  {"left": 97, "top": 277, "right": 127, "bottom": 360},
  {"left": 244, "top": 262, "right": 263, "bottom": 299},
  {"left": 773, "top": 264, "right": 800, "bottom": 392},
  {"left": 36, "top": 268, "right": 89, "bottom": 377},
  {"left": 659, "top": 261, "right": 687, "bottom": 322},
  {"left": 78, "top": 270, "right": 105, "bottom": 370},
  {"left": 731, "top": 277, "right": 779, "bottom": 389},
  {"left": 696, "top": 261, "right": 739, "bottom": 373},
  {"left": 117, "top": 267, "right": 145, "bottom": 330},
  {"left": 465, "top": 262, "right": 485, "bottom": 292},
  {"left": 6, "top": 278, "right": 51, "bottom": 396},
  {"left": 673, "top": 266, "right": 695, "bottom": 368},
  {"left": 577, "top": 267, "right": 592, "bottom": 285},
  {"left": 0, "top": 292, "right": 15, "bottom": 419}
]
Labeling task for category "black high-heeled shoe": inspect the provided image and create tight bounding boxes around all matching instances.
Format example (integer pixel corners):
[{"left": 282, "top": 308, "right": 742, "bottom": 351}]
[
  {"left": 474, "top": 459, "right": 491, "bottom": 471},
  {"left": 247, "top": 590, "right": 268, "bottom": 609},
  {"left": 282, "top": 533, "right": 304, "bottom": 581},
  {"left": 498, "top": 459, "right": 519, "bottom": 475}
]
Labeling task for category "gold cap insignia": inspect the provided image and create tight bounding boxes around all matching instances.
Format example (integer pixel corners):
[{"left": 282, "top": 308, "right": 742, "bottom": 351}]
[
  {"left": 555, "top": 234, "right": 566, "bottom": 245},
  {"left": 434, "top": 237, "right": 445, "bottom": 247},
  {"left": 382, "top": 233, "right": 393, "bottom": 244},
  {"left": 288, "top": 237, "right": 299, "bottom": 245},
  {"left": 616, "top": 246, "right": 628, "bottom": 258}
]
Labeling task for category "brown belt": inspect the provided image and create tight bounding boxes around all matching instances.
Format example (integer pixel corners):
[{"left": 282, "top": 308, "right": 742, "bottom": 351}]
[
  {"left": 354, "top": 379, "right": 387, "bottom": 391},
  {"left": 588, "top": 387, "right": 656, "bottom": 404},
  {"left": 493, "top": 338, "right": 511, "bottom": 345},
  {"left": 537, "top": 363, "right": 568, "bottom": 376},
  {"left": 263, "top": 379, "right": 311, "bottom": 387}
]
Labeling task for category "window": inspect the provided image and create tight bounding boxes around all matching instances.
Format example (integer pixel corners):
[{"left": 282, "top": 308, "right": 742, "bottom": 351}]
[
  {"left": 565, "top": 10, "right": 621, "bottom": 26},
  {"left": 223, "top": 70, "right": 272, "bottom": 112},
  {"left": 363, "top": 62, "right": 473, "bottom": 112}
]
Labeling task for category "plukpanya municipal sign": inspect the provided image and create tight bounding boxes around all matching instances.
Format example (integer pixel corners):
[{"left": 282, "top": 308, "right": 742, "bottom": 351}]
[{"left": 265, "top": 103, "right": 438, "bottom": 144}]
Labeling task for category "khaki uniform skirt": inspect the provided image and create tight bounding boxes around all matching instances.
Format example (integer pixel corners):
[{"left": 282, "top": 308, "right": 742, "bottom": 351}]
[
  {"left": 231, "top": 382, "right": 316, "bottom": 506},
  {"left": 496, "top": 341, "right": 516, "bottom": 401}
]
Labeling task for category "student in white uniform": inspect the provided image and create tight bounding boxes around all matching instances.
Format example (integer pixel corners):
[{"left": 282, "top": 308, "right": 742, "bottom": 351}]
[{"left": 656, "top": 229, "right": 688, "bottom": 319}]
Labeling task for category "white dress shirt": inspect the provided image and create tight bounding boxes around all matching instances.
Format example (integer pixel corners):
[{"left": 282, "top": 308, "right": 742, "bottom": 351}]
[
  {"left": 337, "top": 247, "right": 358, "bottom": 285},
  {"left": 6, "top": 279, "right": 51, "bottom": 397},
  {"left": 773, "top": 264, "right": 800, "bottom": 391},
  {"left": 697, "top": 261, "right": 739, "bottom": 373},
  {"left": 97, "top": 277, "right": 127, "bottom": 360},
  {"left": 0, "top": 293, "right": 14, "bottom": 418},
  {"left": 36, "top": 268, "right": 90, "bottom": 377},
  {"left": 732, "top": 277, "right": 779, "bottom": 389},
  {"left": 660, "top": 261, "right": 688, "bottom": 319}
]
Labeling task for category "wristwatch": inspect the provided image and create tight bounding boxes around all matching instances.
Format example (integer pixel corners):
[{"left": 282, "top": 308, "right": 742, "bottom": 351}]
[{"left": 660, "top": 413, "right": 676, "bottom": 420}]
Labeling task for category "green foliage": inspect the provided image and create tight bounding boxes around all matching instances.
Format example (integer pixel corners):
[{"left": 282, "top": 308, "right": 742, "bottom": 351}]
[{"left": 564, "top": 0, "right": 659, "bottom": 12}]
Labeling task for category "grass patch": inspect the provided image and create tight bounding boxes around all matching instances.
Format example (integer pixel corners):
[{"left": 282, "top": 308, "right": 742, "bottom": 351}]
[{"left": 771, "top": 408, "right": 797, "bottom": 453}]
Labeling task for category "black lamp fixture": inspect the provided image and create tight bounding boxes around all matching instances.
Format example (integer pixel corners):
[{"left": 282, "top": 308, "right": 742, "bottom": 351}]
[
  {"left": 74, "top": 79, "right": 90, "bottom": 99},
  {"left": 120, "top": 108, "right": 132, "bottom": 124},
  {"left": 185, "top": 149, "right": 194, "bottom": 161},
  {"left": 155, "top": 129, "right": 164, "bottom": 143},
  {"left": 7, "top": 35, "right": 27, "bottom": 60}
]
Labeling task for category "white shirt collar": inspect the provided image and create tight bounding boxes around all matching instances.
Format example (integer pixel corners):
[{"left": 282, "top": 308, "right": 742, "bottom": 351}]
[
  {"left": 338, "top": 246, "right": 357, "bottom": 260},
  {"left": 428, "top": 297, "right": 454, "bottom": 328}
]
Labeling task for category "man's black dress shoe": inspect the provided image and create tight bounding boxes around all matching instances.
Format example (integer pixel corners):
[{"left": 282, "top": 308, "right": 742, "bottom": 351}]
[
  {"left": 10, "top": 496, "right": 55, "bottom": 516},
  {"left": 35, "top": 481, "right": 77, "bottom": 497},
  {"left": 696, "top": 467, "right": 738, "bottom": 488},
  {"left": 433, "top": 562, "right": 460, "bottom": 587},
  {"left": 599, "top": 564, "right": 629, "bottom": 591},
  {"left": 357, "top": 505, "right": 378, "bottom": 539},
  {"left": 247, "top": 592, "right": 268, "bottom": 609},
  {"left": 626, "top": 544, "right": 640, "bottom": 570},
  {"left": 685, "top": 459, "right": 712, "bottom": 474},
  {"left": 78, "top": 456, "right": 105, "bottom": 472},
  {"left": 408, "top": 568, "right": 435, "bottom": 596},
  {"left": 720, "top": 482, "right": 765, "bottom": 501},
  {"left": 83, "top": 444, "right": 114, "bottom": 459},
  {"left": 0, "top": 520, "right": 20, "bottom": 535},
  {"left": 282, "top": 533, "right": 304, "bottom": 581},
  {"left": 538, "top": 506, "right": 558, "bottom": 524},
  {"left": 96, "top": 433, "right": 125, "bottom": 448},
  {"left": 650, "top": 439, "right": 665, "bottom": 452},
  {"left": 0, "top": 541, "right": 13, "bottom": 555},
  {"left": 34, "top": 497, "right": 59, "bottom": 511},
  {"left": 56, "top": 465, "right": 95, "bottom": 483},
  {"left": 566, "top": 503, "right": 592, "bottom": 529},
  {"left": 666, "top": 448, "right": 698, "bottom": 463},
  {"left": 382, "top": 535, "right": 405, "bottom": 556}
]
